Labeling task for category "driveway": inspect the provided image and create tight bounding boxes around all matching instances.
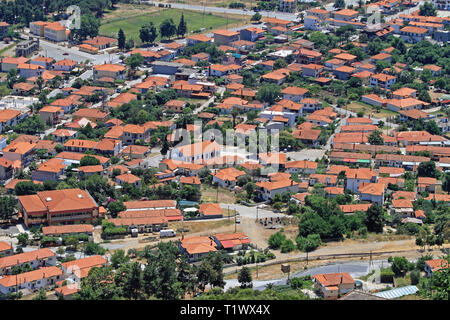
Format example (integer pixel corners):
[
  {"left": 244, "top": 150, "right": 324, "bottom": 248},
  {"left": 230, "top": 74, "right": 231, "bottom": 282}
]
[{"left": 219, "top": 203, "right": 284, "bottom": 219}]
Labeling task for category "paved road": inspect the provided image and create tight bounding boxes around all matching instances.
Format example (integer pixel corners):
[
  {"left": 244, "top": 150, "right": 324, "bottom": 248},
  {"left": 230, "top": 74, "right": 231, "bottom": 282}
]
[{"left": 225, "top": 259, "right": 389, "bottom": 290}]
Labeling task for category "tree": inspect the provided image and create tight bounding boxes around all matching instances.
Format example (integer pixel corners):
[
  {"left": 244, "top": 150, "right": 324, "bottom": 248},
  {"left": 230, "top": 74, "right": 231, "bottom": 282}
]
[
  {"left": 0, "top": 196, "right": 17, "bottom": 220},
  {"left": 273, "top": 58, "right": 287, "bottom": 70},
  {"left": 410, "top": 269, "right": 420, "bottom": 285},
  {"left": 268, "top": 231, "right": 286, "bottom": 249},
  {"left": 417, "top": 161, "right": 439, "bottom": 178},
  {"left": 368, "top": 129, "right": 384, "bottom": 145},
  {"left": 108, "top": 200, "right": 127, "bottom": 218},
  {"left": 72, "top": 14, "right": 100, "bottom": 41},
  {"left": 443, "top": 172, "right": 450, "bottom": 194},
  {"left": 17, "top": 233, "right": 29, "bottom": 246},
  {"left": 251, "top": 12, "right": 262, "bottom": 22},
  {"left": 84, "top": 242, "right": 106, "bottom": 256},
  {"left": 126, "top": 53, "right": 144, "bottom": 79},
  {"left": 419, "top": 2, "right": 437, "bottom": 16},
  {"left": 139, "top": 22, "right": 158, "bottom": 45},
  {"left": 238, "top": 267, "right": 253, "bottom": 288},
  {"left": 111, "top": 249, "right": 130, "bottom": 269},
  {"left": 32, "top": 289, "right": 47, "bottom": 300},
  {"left": 256, "top": 84, "right": 281, "bottom": 104},
  {"left": 177, "top": 13, "right": 187, "bottom": 37},
  {"left": 159, "top": 19, "right": 177, "bottom": 40},
  {"left": 118, "top": 28, "right": 126, "bottom": 50},
  {"left": 365, "top": 203, "right": 384, "bottom": 233},
  {"left": 334, "top": 0, "right": 346, "bottom": 8},
  {"left": 390, "top": 256, "right": 410, "bottom": 276},
  {"left": 80, "top": 155, "right": 100, "bottom": 167},
  {"left": 120, "top": 262, "right": 143, "bottom": 300}
]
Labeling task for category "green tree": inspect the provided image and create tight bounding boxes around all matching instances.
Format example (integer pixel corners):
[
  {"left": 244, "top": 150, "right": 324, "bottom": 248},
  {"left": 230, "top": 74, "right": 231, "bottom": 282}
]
[
  {"left": 126, "top": 53, "right": 144, "bottom": 79},
  {"left": 72, "top": 14, "right": 100, "bottom": 41},
  {"left": 139, "top": 22, "right": 158, "bottom": 45},
  {"left": 238, "top": 266, "right": 253, "bottom": 288},
  {"left": 17, "top": 233, "right": 29, "bottom": 246},
  {"left": 256, "top": 84, "right": 281, "bottom": 104},
  {"left": 110, "top": 249, "right": 130, "bottom": 269},
  {"left": 390, "top": 256, "right": 410, "bottom": 276},
  {"left": 32, "top": 289, "right": 47, "bottom": 300},
  {"left": 443, "top": 172, "right": 450, "bottom": 194},
  {"left": 268, "top": 231, "right": 286, "bottom": 249},
  {"left": 334, "top": 0, "right": 345, "bottom": 8},
  {"left": 159, "top": 19, "right": 177, "bottom": 40},
  {"left": 368, "top": 129, "right": 384, "bottom": 145},
  {"left": 80, "top": 155, "right": 100, "bottom": 166},
  {"left": 0, "top": 196, "right": 17, "bottom": 220},
  {"left": 251, "top": 12, "right": 262, "bottom": 22},
  {"left": 118, "top": 28, "right": 126, "bottom": 50},
  {"left": 365, "top": 203, "right": 384, "bottom": 233},
  {"left": 108, "top": 200, "right": 126, "bottom": 218},
  {"left": 419, "top": 2, "right": 437, "bottom": 16},
  {"left": 177, "top": 13, "right": 187, "bottom": 37},
  {"left": 417, "top": 161, "right": 439, "bottom": 178}
]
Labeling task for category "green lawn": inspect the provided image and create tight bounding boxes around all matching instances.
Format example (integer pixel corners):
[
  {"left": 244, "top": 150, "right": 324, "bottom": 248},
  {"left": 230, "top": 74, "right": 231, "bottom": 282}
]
[{"left": 99, "top": 9, "right": 241, "bottom": 45}]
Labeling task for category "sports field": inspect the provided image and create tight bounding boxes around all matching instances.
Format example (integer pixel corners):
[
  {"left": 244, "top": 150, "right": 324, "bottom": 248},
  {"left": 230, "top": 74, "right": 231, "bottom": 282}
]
[{"left": 99, "top": 8, "right": 241, "bottom": 44}]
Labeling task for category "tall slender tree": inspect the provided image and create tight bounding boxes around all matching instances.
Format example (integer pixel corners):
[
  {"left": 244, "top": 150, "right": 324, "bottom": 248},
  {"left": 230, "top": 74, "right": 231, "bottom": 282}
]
[
  {"left": 177, "top": 13, "right": 187, "bottom": 38},
  {"left": 118, "top": 28, "right": 126, "bottom": 50}
]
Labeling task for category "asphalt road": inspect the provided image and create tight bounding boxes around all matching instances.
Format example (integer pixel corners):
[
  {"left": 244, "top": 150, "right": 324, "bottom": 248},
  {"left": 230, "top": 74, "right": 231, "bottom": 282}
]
[{"left": 224, "top": 259, "right": 389, "bottom": 290}]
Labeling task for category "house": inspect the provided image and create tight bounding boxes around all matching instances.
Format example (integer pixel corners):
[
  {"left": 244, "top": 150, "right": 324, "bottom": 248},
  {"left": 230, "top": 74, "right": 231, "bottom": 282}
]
[
  {"left": 256, "top": 179, "right": 299, "bottom": 200},
  {"left": 240, "top": 27, "right": 266, "bottom": 42},
  {"left": 0, "top": 248, "right": 56, "bottom": 275},
  {"left": 186, "top": 34, "right": 213, "bottom": 46},
  {"left": 385, "top": 98, "right": 426, "bottom": 112},
  {"left": 212, "top": 232, "right": 250, "bottom": 251},
  {"left": 180, "top": 236, "right": 217, "bottom": 262},
  {"left": 212, "top": 167, "right": 246, "bottom": 188},
  {"left": 83, "top": 36, "right": 117, "bottom": 50},
  {"left": 198, "top": 203, "right": 223, "bottom": 219},
  {"left": 302, "top": 64, "right": 324, "bottom": 78},
  {"left": 72, "top": 108, "right": 108, "bottom": 123},
  {"left": 2, "top": 141, "right": 36, "bottom": 166},
  {"left": 13, "top": 82, "right": 35, "bottom": 95},
  {"left": 122, "top": 145, "right": 149, "bottom": 159},
  {"left": 18, "top": 63, "right": 43, "bottom": 78},
  {"left": 282, "top": 87, "right": 308, "bottom": 102},
  {"left": 291, "top": 192, "right": 311, "bottom": 205},
  {"left": 285, "top": 160, "right": 318, "bottom": 175},
  {"left": 51, "top": 129, "right": 78, "bottom": 143},
  {"left": 1, "top": 57, "right": 29, "bottom": 72},
  {"left": 0, "top": 158, "right": 14, "bottom": 182},
  {"left": 391, "top": 199, "right": 414, "bottom": 217},
  {"left": 61, "top": 256, "right": 107, "bottom": 282},
  {"left": 371, "top": 52, "right": 392, "bottom": 64},
  {"left": 333, "top": 9, "right": 359, "bottom": 21},
  {"left": 39, "top": 105, "right": 63, "bottom": 126},
  {"left": 93, "top": 138, "right": 122, "bottom": 157},
  {"left": 170, "top": 140, "right": 221, "bottom": 163},
  {"left": 312, "top": 272, "right": 355, "bottom": 299},
  {"left": 31, "top": 56, "right": 55, "bottom": 70},
  {"left": 417, "top": 177, "right": 437, "bottom": 193},
  {"left": 0, "top": 242, "right": 13, "bottom": 256},
  {"left": 358, "top": 183, "right": 384, "bottom": 205},
  {"left": 31, "top": 158, "right": 66, "bottom": 182},
  {"left": 370, "top": 73, "right": 397, "bottom": 89},
  {"left": 325, "top": 187, "right": 344, "bottom": 197},
  {"left": 339, "top": 203, "right": 372, "bottom": 215},
  {"left": 93, "top": 64, "right": 126, "bottom": 80},
  {"left": 400, "top": 26, "right": 428, "bottom": 43},
  {"left": 53, "top": 59, "right": 77, "bottom": 72},
  {"left": 17, "top": 189, "right": 100, "bottom": 227},
  {"left": 345, "top": 168, "right": 378, "bottom": 193},
  {"left": 115, "top": 173, "right": 142, "bottom": 188},
  {"left": 424, "top": 259, "right": 449, "bottom": 277},
  {"left": 333, "top": 66, "right": 356, "bottom": 80},
  {"left": 0, "top": 266, "right": 63, "bottom": 296}
]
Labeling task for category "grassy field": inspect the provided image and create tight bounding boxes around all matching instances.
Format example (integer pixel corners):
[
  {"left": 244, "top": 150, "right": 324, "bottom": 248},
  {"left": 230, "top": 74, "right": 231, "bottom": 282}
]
[
  {"left": 99, "top": 8, "right": 241, "bottom": 45},
  {"left": 345, "top": 102, "right": 398, "bottom": 119}
]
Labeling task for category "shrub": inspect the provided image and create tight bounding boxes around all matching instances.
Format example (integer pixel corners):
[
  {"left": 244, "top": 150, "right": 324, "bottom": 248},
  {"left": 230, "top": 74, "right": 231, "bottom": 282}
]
[
  {"left": 410, "top": 270, "right": 420, "bottom": 285},
  {"left": 268, "top": 231, "right": 286, "bottom": 249},
  {"left": 280, "top": 239, "right": 296, "bottom": 253},
  {"left": 380, "top": 268, "right": 395, "bottom": 283}
]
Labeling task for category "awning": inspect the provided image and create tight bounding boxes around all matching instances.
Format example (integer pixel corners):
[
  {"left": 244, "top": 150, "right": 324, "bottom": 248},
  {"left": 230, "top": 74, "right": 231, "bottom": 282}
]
[
  {"left": 357, "top": 159, "right": 370, "bottom": 163},
  {"left": 343, "top": 158, "right": 357, "bottom": 162}
]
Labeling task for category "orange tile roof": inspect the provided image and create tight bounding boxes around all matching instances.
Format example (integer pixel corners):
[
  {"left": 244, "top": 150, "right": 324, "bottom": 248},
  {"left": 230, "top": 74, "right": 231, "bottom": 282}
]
[
  {"left": 313, "top": 272, "right": 355, "bottom": 287},
  {"left": 213, "top": 167, "right": 246, "bottom": 182},
  {"left": 116, "top": 173, "right": 141, "bottom": 184},
  {"left": 0, "top": 266, "right": 62, "bottom": 287},
  {"left": 358, "top": 183, "right": 384, "bottom": 196},
  {"left": 93, "top": 63, "right": 126, "bottom": 72},
  {"left": 198, "top": 203, "right": 222, "bottom": 216},
  {"left": 0, "top": 248, "right": 55, "bottom": 269}
]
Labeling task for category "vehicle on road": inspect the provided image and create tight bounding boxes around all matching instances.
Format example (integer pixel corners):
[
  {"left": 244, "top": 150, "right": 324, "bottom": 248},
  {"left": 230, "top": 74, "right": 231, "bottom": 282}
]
[{"left": 160, "top": 229, "right": 176, "bottom": 238}]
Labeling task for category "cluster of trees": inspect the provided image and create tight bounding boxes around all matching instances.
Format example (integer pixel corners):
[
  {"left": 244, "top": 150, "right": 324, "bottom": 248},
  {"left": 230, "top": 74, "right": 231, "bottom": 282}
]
[
  {"left": 296, "top": 195, "right": 384, "bottom": 248},
  {"left": 73, "top": 243, "right": 230, "bottom": 300},
  {"left": 268, "top": 231, "right": 296, "bottom": 253},
  {"left": 138, "top": 14, "right": 187, "bottom": 45}
]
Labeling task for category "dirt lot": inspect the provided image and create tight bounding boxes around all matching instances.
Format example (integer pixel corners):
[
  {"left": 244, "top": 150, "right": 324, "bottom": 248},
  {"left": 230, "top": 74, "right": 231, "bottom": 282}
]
[
  {"left": 201, "top": 185, "right": 236, "bottom": 203},
  {"left": 345, "top": 102, "right": 398, "bottom": 119}
]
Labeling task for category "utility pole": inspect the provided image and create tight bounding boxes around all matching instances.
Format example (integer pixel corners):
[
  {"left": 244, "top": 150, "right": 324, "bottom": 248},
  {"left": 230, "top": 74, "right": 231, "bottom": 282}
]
[{"left": 235, "top": 213, "right": 237, "bottom": 233}]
